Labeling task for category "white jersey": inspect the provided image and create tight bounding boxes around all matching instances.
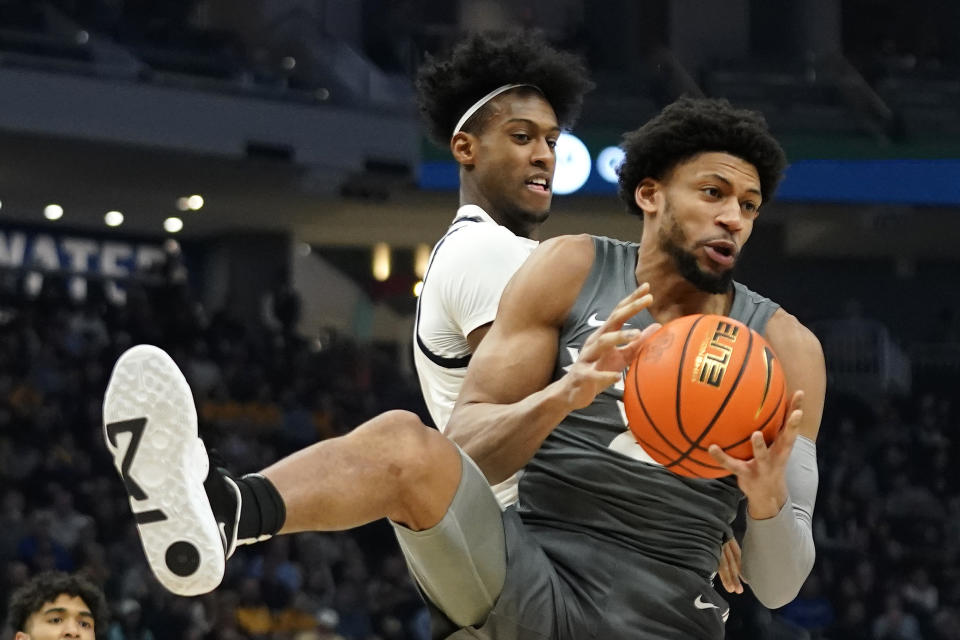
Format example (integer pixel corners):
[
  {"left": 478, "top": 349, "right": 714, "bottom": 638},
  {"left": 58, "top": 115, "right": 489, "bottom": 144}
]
[{"left": 413, "top": 204, "right": 537, "bottom": 507}]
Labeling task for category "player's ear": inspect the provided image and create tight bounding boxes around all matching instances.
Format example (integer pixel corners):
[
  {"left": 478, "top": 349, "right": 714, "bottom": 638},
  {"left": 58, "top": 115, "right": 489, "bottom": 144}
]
[
  {"left": 634, "top": 178, "right": 661, "bottom": 216},
  {"left": 15, "top": 631, "right": 31, "bottom": 640},
  {"left": 450, "top": 132, "right": 477, "bottom": 167}
]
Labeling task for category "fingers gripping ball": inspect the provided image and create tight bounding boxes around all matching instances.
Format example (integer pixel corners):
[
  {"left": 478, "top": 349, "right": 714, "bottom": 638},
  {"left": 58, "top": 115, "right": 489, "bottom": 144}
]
[{"left": 623, "top": 314, "right": 787, "bottom": 478}]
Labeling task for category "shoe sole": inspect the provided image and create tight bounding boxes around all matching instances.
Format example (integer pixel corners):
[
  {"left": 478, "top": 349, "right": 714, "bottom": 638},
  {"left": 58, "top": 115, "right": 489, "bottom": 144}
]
[{"left": 103, "top": 344, "right": 224, "bottom": 596}]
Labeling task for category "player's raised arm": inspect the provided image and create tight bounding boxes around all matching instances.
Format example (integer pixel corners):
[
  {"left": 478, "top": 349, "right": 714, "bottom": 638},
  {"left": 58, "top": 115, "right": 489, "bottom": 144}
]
[
  {"left": 447, "top": 234, "right": 656, "bottom": 484},
  {"left": 709, "top": 309, "right": 825, "bottom": 608}
]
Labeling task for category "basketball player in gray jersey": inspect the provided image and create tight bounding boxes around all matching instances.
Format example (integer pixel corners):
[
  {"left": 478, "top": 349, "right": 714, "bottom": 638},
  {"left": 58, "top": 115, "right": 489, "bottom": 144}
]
[{"left": 447, "top": 98, "right": 824, "bottom": 638}]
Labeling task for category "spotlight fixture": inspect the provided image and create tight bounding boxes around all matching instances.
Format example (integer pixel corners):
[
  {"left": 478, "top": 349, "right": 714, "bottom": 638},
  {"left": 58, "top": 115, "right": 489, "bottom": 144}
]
[
  {"left": 104, "top": 210, "right": 124, "bottom": 227},
  {"left": 164, "top": 217, "right": 184, "bottom": 233}
]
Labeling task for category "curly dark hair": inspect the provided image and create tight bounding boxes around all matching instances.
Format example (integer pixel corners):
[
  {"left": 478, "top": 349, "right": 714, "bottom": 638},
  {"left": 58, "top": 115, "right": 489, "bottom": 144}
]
[
  {"left": 618, "top": 97, "right": 787, "bottom": 215},
  {"left": 416, "top": 31, "right": 593, "bottom": 146},
  {"left": 6, "top": 571, "right": 108, "bottom": 636}
]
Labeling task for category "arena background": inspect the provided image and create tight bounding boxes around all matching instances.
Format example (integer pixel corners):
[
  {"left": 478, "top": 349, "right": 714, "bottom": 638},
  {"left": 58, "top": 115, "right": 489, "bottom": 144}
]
[{"left": 0, "top": 1, "right": 958, "bottom": 638}]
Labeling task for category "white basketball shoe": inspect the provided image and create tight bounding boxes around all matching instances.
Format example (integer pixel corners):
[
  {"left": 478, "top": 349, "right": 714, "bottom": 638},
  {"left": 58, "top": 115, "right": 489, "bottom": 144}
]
[{"left": 102, "top": 345, "right": 243, "bottom": 596}]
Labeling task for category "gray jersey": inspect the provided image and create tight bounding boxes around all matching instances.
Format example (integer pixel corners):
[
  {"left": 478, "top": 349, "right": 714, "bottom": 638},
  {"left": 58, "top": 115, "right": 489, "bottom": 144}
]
[{"left": 517, "top": 235, "right": 781, "bottom": 579}]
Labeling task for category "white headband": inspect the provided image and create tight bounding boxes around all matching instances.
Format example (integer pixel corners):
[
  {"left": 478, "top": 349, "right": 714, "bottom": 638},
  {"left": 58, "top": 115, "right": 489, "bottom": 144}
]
[{"left": 452, "top": 83, "right": 540, "bottom": 137}]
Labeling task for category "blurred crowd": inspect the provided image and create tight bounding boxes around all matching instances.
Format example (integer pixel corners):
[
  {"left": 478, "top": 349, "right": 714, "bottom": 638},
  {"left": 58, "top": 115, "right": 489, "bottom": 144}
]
[
  {"left": 0, "top": 259, "right": 958, "bottom": 640},
  {"left": 727, "top": 389, "right": 960, "bottom": 640},
  {"left": 0, "top": 261, "right": 430, "bottom": 640}
]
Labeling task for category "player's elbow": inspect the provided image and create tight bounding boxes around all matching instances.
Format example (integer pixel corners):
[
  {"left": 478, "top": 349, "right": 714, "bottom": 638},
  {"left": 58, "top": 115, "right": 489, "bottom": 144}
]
[
  {"left": 445, "top": 423, "right": 479, "bottom": 459},
  {"left": 754, "top": 588, "right": 798, "bottom": 611},
  {"left": 445, "top": 406, "right": 498, "bottom": 478},
  {"left": 454, "top": 436, "right": 511, "bottom": 485},
  {"left": 748, "top": 551, "right": 815, "bottom": 609},
  {"left": 753, "top": 584, "right": 799, "bottom": 610},
  {"left": 444, "top": 403, "right": 477, "bottom": 448}
]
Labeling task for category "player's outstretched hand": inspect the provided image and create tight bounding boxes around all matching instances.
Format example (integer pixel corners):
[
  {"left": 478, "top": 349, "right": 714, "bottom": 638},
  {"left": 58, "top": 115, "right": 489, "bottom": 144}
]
[
  {"left": 717, "top": 538, "right": 743, "bottom": 594},
  {"left": 562, "top": 283, "right": 660, "bottom": 410},
  {"left": 707, "top": 391, "right": 805, "bottom": 520}
]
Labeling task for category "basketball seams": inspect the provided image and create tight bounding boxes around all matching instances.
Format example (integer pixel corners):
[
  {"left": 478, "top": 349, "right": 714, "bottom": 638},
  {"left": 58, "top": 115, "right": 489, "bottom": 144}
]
[
  {"left": 635, "top": 435, "right": 706, "bottom": 475},
  {"left": 632, "top": 353, "right": 689, "bottom": 459},
  {"left": 637, "top": 434, "right": 726, "bottom": 473},
  {"left": 666, "top": 322, "right": 755, "bottom": 470},
  {"left": 643, "top": 434, "right": 726, "bottom": 472},
  {"left": 720, "top": 382, "right": 786, "bottom": 452},
  {"left": 673, "top": 315, "right": 706, "bottom": 448},
  {"left": 631, "top": 317, "right": 706, "bottom": 460}
]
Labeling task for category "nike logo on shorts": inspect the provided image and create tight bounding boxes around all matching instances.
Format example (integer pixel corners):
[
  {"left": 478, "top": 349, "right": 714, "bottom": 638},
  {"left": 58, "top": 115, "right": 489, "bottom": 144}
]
[{"left": 694, "top": 595, "right": 730, "bottom": 622}]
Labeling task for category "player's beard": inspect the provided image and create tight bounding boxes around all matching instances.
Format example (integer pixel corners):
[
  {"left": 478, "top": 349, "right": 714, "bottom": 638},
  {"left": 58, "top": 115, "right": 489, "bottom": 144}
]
[
  {"left": 494, "top": 198, "right": 550, "bottom": 237},
  {"left": 658, "top": 203, "right": 735, "bottom": 294}
]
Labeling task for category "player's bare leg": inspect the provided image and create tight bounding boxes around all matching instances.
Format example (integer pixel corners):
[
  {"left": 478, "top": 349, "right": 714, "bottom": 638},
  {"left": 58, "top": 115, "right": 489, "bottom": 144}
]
[
  {"left": 263, "top": 410, "right": 462, "bottom": 532},
  {"left": 103, "top": 345, "right": 462, "bottom": 596}
]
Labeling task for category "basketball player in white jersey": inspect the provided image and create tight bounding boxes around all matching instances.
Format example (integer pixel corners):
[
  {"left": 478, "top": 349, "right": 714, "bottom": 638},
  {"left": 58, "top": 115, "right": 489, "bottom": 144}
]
[{"left": 409, "top": 31, "right": 576, "bottom": 505}]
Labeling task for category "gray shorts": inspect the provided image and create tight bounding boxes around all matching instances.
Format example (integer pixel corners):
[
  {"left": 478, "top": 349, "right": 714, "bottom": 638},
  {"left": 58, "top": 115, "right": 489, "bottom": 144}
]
[{"left": 392, "top": 449, "right": 729, "bottom": 640}]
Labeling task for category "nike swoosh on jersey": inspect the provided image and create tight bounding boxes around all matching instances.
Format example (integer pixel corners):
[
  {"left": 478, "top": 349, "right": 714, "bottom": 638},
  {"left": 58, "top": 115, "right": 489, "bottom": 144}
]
[
  {"left": 586, "top": 313, "right": 632, "bottom": 328},
  {"left": 694, "top": 595, "right": 721, "bottom": 610}
]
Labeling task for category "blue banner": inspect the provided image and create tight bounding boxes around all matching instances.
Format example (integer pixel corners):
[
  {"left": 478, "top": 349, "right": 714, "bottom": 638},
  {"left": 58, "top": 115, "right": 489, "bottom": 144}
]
[{"left": 419, "top": 158, "right": 960, "bottom": 206}]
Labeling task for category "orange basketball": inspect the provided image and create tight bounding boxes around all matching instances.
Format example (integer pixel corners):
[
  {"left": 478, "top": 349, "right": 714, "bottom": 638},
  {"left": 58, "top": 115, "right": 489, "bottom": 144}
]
[{"left": 623, "top": 314, "right": 787, "bottom": 479}]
